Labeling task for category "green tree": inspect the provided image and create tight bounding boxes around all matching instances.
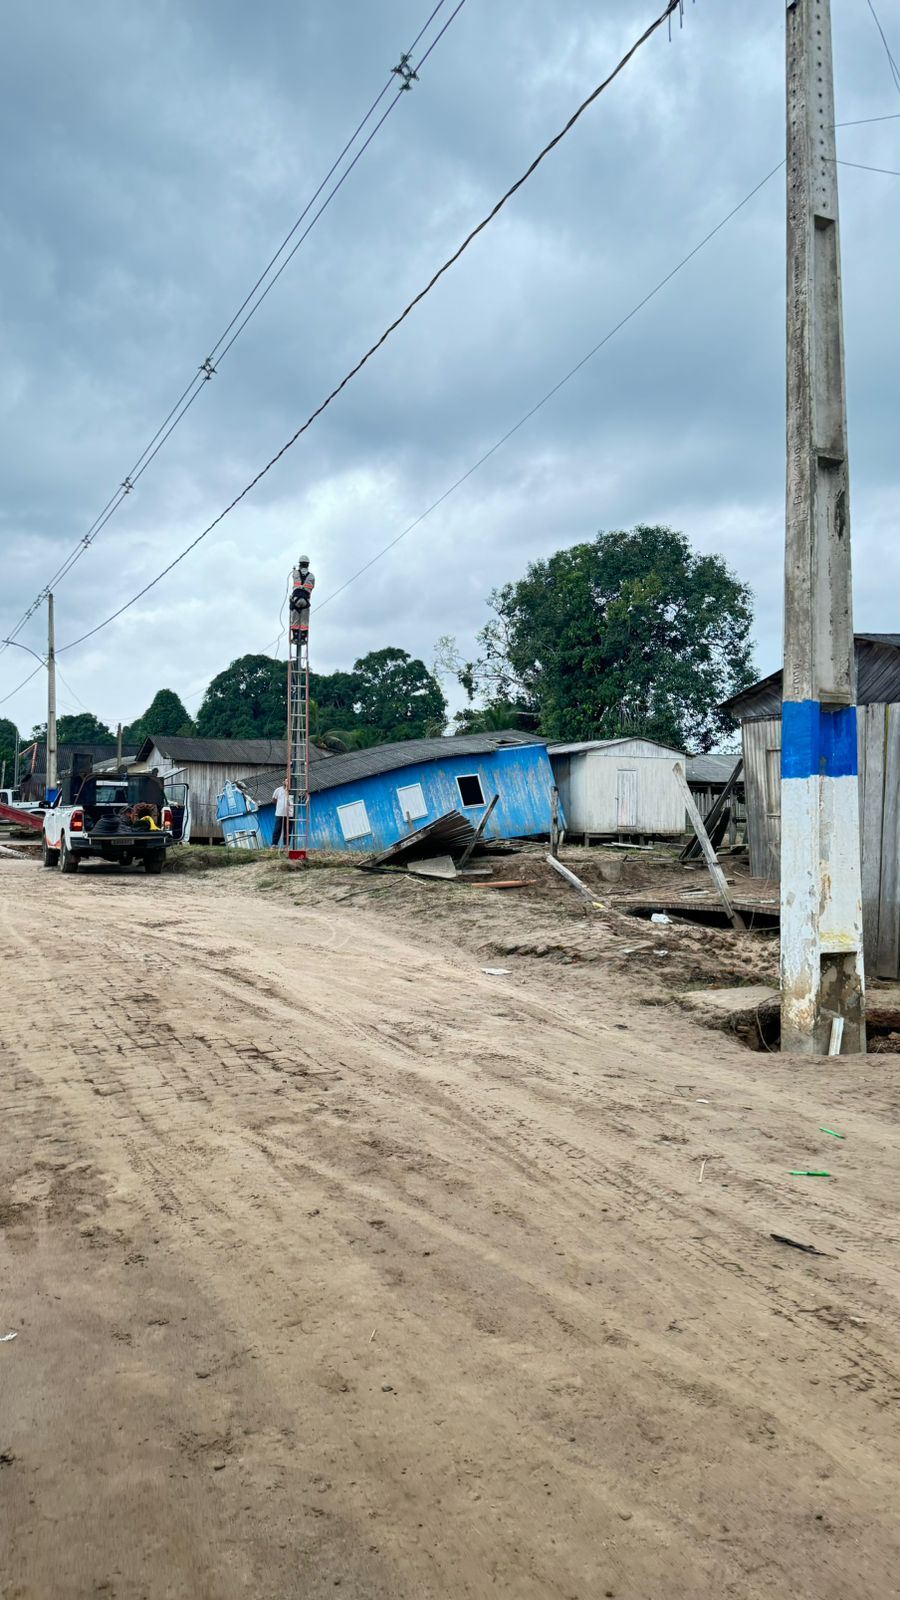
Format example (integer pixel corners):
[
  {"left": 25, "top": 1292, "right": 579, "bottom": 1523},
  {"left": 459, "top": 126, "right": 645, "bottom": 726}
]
[
  {"left": 194, "top": 647, "right": 446, "bottom": 746},
  {"left": 126, "top": 689, "right": 194, "bottom": 744},
  {"left": 0, "top": 717, "right": 20, "bottom": 783},
  {"left": 195, "top": 655, "right": 287, "bottom": 739},
  {"left": 31, "top": 712, "right": 115, "bottom": 746},
  {"left": 352, "top": 648, "right": 446, "bottom": 741},
  {"left": 310, "top": 668, "right": 364, "bottom": 743},
  {"left": 452, "top": 702, "right": 538, "bottom": 735},
  {"left": 464, "top": 525, "right": 754, "bottom": 751}
]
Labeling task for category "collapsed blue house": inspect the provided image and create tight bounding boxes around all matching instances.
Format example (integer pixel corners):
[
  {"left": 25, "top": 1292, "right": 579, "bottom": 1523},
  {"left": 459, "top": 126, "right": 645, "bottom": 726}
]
[{"left": 216, "top": 731, "right": 557, "bottom": 853}]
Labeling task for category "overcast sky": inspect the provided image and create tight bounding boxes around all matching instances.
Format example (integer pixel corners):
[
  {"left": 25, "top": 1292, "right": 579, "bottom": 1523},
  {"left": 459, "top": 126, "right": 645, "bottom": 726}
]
[{"left": 1, "top": 0, "right": 898, "bottom": 737}]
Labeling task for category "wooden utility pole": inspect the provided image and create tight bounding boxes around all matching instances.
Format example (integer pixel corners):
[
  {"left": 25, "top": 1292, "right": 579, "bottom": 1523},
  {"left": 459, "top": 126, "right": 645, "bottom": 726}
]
[
  {"left": 781, "top": 0, "right": 865, "bottom": 1053},
  {"left": 47, "top": 593, "right": 58, "bottom": 800}
]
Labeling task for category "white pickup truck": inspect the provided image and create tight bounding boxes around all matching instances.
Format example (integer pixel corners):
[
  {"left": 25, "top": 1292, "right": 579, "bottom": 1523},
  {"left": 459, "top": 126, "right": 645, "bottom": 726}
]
[
  {"left": 42, "top": 768, "right": 176, "bottom": 874},
  {"left": 0, "top": 787, "right": 43, "bottom": 815}
]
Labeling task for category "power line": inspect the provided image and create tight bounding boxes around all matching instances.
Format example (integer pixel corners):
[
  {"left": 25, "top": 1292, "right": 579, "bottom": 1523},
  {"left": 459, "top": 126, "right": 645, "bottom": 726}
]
[
  {"left": 0, "top": 661, "right": 44, "bottom": 708},
  {"left": 56, "top": 0, "right": 685, "bottom": 659},
  {"left": 0, "top": 157, "right": 789, "bottom": 711},
  {"left": 836, "top": 157, "right": 900, "bottom": 174},
  {"left": 1, "top": 0, "right": 466, "bottom": 657},
  {"left": 55, "top": 145, "right": 776, "bottom": 718},
  {"left": 835, "top": 110, "right": 900, "bottom": 125},
  {"left": 54, "top": 666, "right": 91, "bottom": 714},
  {"left": 316, "top": 160, "right": 785, "bottom": 614},
  {"left": 865, "top": 0, "right": 900, "bottom": 99},
  {"left": 4, "top": 155, "right": 787, "bottom": 722}
]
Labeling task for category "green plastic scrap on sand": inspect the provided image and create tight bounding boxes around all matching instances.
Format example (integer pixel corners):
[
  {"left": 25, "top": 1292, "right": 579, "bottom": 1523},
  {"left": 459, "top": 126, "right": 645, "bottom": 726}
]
[
  {"left": 819, "top": 1127, "right": 845, "bottom": 1139},
  {"left": 790, "top": 1169, "right": 832, "bottom": 1178}
]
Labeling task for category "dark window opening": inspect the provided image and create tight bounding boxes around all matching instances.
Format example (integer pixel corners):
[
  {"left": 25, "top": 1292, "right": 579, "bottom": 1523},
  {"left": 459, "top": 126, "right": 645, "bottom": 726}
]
[{"left": 456, "top": 773, "right": 485, "bottom": 807}]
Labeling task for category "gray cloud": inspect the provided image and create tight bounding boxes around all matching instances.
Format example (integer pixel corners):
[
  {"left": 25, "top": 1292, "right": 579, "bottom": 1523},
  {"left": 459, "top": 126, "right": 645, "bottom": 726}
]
[{"left": 1, "top": 0, "right": 898, "bottom": 734}]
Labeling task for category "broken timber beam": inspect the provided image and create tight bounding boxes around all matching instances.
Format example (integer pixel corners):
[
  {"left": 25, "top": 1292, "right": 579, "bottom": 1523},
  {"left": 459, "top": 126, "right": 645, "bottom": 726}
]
[
  {"left": 672, "top": 763, "right": 746, "bottom": 932},
  {"left": 546, "top": 854, "right": 601, "bottom": 909},
  {"left": 456, "top": 793, "right": 499, "bottom": 872}
]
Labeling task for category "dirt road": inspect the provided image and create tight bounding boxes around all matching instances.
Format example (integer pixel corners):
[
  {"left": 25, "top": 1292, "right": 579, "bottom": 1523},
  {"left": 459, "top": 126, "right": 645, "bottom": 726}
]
[{"left": 2, "top": 854, "right": 899, "bottom": 1598}]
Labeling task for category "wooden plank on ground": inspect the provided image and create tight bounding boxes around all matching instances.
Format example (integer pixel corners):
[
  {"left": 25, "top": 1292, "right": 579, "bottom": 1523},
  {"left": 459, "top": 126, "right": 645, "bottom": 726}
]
[
  {"left": 545, "top": 854, "right": 601, "bottom": 907},
  {"left": 877, "top": 706, "right": 900, "bottom": 978},
  {"left": 672, "top": 763, "right": 746, "bottom": 931}
]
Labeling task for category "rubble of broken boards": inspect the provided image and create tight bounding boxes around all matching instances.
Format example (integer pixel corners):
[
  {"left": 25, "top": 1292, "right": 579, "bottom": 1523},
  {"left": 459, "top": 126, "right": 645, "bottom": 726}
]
[{"left": 359, "top": 807, "right": 531, "bottom": 889}]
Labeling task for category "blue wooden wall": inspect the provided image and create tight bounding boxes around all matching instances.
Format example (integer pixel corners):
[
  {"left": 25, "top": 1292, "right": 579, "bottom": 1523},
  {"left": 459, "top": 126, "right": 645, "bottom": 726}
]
[{"left": 218, "top": 744, "right": 557, "bottom": 852}]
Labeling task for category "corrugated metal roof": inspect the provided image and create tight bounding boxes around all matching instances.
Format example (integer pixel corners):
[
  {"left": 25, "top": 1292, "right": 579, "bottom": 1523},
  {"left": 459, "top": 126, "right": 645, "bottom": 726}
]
[
  {"left": 722, "top": 635, "right": 900, "bottom": 722},
  {"left": 232, "top": 769, "right": 285, "bottom": 805},
  {"left": 548, "top": 737, "right": 684, "bottom": 757},
  {"left": 135, "top": 736, "right": 328, "bottom": 765},
  {"left": 232, "top": 732, "right": 544, "bottom": 804},
  {"left": 369, "top": 810, "right": 477, "bottom": 865},
  {"left": 686, "top": 753, "right": 742, "bottom": 785}
]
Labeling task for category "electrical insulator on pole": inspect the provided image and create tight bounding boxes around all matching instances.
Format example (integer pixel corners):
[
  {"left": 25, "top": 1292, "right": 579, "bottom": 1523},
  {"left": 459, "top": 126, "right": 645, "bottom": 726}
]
[{"left": 286, "top": 556, "right": 314, "bottom": 860}]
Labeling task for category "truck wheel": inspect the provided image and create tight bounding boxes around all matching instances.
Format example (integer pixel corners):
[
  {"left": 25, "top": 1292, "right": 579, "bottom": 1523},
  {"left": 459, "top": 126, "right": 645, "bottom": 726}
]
[
  {"left": 42, "top": 834, "right": 59, "bottom": 868},
  {"left": 143, "top": 852, "right": 165, "bottom": 875},
  {"left": 59, "top": 839, "right": 79, "bottom": 874}
]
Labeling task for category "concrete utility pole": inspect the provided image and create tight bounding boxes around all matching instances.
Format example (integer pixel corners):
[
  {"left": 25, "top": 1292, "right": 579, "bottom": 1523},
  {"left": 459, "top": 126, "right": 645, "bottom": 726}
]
[
  {"left": 47, "top": 592, "right": 58, "bottom": 801},
  {"left": 781, "top": 0, "right": 865, "bottom": 1053}
]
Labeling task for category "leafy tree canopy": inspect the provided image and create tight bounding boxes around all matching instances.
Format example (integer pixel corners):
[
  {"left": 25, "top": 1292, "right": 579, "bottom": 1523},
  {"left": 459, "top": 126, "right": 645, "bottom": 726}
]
[
  {"left": 195, "top": 647, "right": 446, "bottom": 745},
  {"left": 126, "top": 689, "right": 194, "bottom": 744},
  {"left": 452, "top": 702, "right": 538, "bottom": 735},
  {"left": 31, "top": 712, "right": 116, "bottom": 746},
  {"left": 196, "top": 655, "right": 287, "bottom": 739},
  {"left": 352, "top": 648, "right": 446, "bottom": 741},
  {"left": 461, "top": 525, "right": 755, "bottom": 752},
  {"left": 0, "top": 717, "right": 20, "bottom": 780}
]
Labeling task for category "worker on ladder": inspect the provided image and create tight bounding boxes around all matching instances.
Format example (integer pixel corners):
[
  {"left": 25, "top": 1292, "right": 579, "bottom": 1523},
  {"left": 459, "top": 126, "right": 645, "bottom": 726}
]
[{"left": 289, "top": 557, "right": 315, "bottom": 638}]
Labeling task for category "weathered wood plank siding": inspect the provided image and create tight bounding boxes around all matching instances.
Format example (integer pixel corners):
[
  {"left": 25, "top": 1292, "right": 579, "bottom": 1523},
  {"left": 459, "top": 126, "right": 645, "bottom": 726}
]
[
  {"left": 142, "top": 745, "right": 283, "bottom": 838},
  {"left": 742, "top": 718, "right": 782, "bottom": 880},
  {"left": 548, "top": 743, "right": 685, "bottom": 835},
  {"left": 860, "top": 704, "right": 885, "bottom": 966},
  {"left": 876, "top": 708, "right": 900, "bottom": 978}
]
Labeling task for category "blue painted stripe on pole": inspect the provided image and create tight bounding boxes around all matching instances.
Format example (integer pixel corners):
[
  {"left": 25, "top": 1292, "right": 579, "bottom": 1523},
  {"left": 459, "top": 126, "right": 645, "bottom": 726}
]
[{"left": 782, "top": 700, "right": 858, "bottom": 779}]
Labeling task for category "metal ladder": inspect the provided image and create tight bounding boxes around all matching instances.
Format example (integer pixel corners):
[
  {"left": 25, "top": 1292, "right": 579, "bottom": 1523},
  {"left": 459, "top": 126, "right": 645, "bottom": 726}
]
[{"left": 287, "top": 630, "right": 310, "bottom": 857}]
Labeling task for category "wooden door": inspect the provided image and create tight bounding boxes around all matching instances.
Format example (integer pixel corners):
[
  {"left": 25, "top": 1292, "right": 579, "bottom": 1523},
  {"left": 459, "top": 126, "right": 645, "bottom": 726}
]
[{"left": 616, "top": 769, "right": 638, "bottom": 830}]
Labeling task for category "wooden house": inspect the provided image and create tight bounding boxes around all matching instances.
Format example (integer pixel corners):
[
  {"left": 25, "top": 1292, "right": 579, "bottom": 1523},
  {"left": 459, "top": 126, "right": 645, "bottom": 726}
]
[
  {"left": 217, "top": 732, "right": 555, "bottom": 853},
  {"left": 686, "top": 753, "right": 746, "bottom": 844},
  {"left": 132, "top": 736, "right": 329, "bottom": 842},
  {"left": 548, "top": 738, "right": 686, "bottom": 841},
  {"left": 722, "top": 634, "right": 900, "bottom": 977}
]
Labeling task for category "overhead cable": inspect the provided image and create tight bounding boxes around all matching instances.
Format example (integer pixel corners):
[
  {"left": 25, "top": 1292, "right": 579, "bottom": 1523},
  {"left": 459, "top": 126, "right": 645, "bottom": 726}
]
[
  {"left": 865, "top": 0, "right": 900, "bottom": 99},
  {"left": 836, "top": 157, "right": 900, "bottom": 174},
  {"left": 316, "top": 160, "right": 785, "bottom": 613},
  {"left": 56, "top": 0, "right": 686, "bottom": 657},
  {"left": 0, "top": 661, "right": 45, "bottom": 708},
  {"left": 835, "top": 110, "right": 900, "bottom": 125},
  {"left": 0, "top": 0, "right": 465, "bottom": 655}
]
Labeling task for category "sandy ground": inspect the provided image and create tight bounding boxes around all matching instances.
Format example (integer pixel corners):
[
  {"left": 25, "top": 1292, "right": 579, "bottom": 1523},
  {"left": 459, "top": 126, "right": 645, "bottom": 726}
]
[{"left": 1, "top": 849, "right": 899, "bottom": 1599}]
